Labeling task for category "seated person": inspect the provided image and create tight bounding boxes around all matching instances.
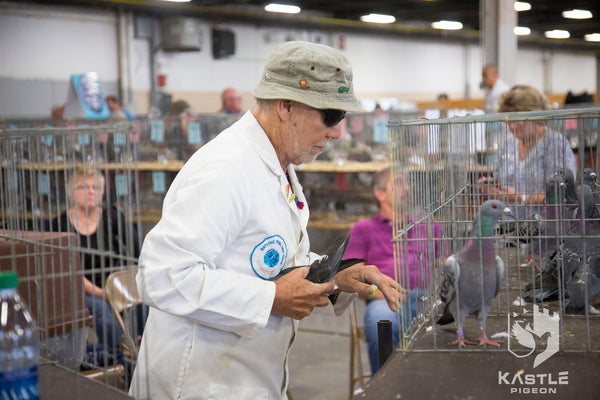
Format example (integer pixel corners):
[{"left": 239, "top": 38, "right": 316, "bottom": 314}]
[
  {"left": 478, "top": 85, "right": 576, "bottom": 218},
  {"left": 48, "top": 166, "right": 140, "bottom": 354},
  {"left": 344, "top": 168, "right": 448, "bottom": 374}
]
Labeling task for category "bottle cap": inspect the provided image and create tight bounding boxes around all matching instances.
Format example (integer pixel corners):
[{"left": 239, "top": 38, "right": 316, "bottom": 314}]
[{"left": 0, "top": 271, "right": 19, "bottom": 289}]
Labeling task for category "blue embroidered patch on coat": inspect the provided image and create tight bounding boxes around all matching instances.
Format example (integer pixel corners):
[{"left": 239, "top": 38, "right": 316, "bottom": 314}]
[{"left": 251, "top": 235, "right": 288, "bottom": 279}]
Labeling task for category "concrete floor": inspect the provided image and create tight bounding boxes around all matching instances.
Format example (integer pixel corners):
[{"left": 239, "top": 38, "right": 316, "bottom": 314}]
[{"left": 287, "top": 299, "right": 371, "bottom": 400}]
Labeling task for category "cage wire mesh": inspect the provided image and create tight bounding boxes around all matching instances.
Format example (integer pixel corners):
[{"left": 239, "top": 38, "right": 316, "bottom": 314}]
[
  {"left": 0, "top": 122, "right": 145, "bottom": 390},
  {"left": 389, "top": 106, "right": 600, "bottom": 356},
  {"left": 0, "top": 111, "right": 243, "bottom": 393}
]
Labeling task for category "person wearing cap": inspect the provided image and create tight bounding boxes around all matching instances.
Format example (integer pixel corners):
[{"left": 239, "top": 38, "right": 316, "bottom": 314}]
[{"left": 130, "top": 41, "right": 399, "bottom": 399}]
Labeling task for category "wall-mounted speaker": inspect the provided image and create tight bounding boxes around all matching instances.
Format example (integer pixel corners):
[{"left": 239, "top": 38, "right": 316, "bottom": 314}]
[{"left": 212, "top": 28, "right": 235, "bottom": 59}]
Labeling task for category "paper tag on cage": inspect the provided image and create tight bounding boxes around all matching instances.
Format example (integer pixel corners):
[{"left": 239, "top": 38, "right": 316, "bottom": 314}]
[
  {"left": 373, "top": 118, "right": 389, "bottom": 143},
  {"left": 188, "top": 122, "right": 202, "bottom": 144},
  {"left": 152, "top": 171, "right": 166, "bottom": 193},
  {"left": 151, "top": 120, "right": 165, "bottom": 142},
  {"left": 38, "top": 174, "right": 49, "bottom": 195},
  {"left": 43, "top": 135, "right": 53, "bottom": 146},
  {"left": 114, "top": 174, "right": 128, "bottom": 196},
  {"left": 78, "top": 133, "right": 91, "bottom": 146},
  {"left": 113, "top": 132, "right": 127, "bottom": 146}
]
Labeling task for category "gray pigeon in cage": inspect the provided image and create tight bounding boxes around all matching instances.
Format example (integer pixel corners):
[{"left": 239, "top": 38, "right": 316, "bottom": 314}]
[
  {"left": 527, "top": 174, "right": 572, "bottom": 260},
  {"left": 524, "top": 184, "right": 600, "bottom": 303},
  {"left": 501, "top": 172, "right": 572, "bottom": 249},
  {"left": 582, "top": 168, "right": 600, "bottom": 211},
  {"left": 436, "top": 199, "right": 512, "bottom": 346},
  {"left": 562, "top": 168, "right": 580, "bottom": 218},
  {"left": 565, "top": 253, "right": 600, "bottom": 315}
]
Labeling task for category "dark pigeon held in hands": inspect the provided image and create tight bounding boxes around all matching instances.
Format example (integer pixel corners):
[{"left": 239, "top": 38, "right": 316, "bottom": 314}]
[
  {"left": 437, "top": 199, "right": 513, "bottom": 347},
  {"left": 273, "top": 234, "right": 360, "bottom": 283}
]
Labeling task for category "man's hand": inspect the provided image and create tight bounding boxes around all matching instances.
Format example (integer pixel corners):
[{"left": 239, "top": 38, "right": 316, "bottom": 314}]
[
  {"left": 334, "top": 263, "right": 405, "bottom": 312},
  {"left": 271, "top": 266, "right": 335, "bottom": 320}
]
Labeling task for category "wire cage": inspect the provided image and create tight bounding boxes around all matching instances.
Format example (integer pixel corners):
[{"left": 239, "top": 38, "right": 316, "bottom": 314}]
[
  {"left": 0, "top": 112, "right": 243, "bottom": 393},
  {"left": 388, "top": 106, "right": 600, "bottom": 360},
  {"left": 0, "top": 122, "right": 144, "bottom": 391},
  {"left": 2, "top": 109, "right": 425, "bottom": 396}
]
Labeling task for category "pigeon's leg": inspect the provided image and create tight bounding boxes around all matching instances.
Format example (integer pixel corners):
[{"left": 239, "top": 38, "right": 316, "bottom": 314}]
[
  {"left": 451, "top": 330, "right": 476, "bottom": 346},
  {"left": 476, "top": 329, "right": 500, "bottom": 347}
]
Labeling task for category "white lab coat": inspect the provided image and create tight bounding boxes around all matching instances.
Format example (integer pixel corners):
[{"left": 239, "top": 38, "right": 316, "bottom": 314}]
[{"left": 130, "top": 111, "right": 320, "bottom": 399}]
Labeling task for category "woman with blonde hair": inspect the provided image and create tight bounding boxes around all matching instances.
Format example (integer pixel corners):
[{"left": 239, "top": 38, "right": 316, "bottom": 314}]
[
  {"left": 50, "top": 166, "right": 140, "bottom": 352},
  {"left": 479, "top": 85, "right": 576, "bottom": 215}
]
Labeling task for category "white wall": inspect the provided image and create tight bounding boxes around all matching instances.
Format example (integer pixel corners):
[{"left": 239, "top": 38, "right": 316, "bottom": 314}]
[
  {"left": 0, "top": 4, "right": 597, "bottom": 117},
  {"left": 0, "top": 7, "right": 118, "bottom": 80}
]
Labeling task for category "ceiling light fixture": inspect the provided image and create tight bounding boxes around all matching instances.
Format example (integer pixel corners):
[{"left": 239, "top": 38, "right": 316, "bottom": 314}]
[
  {"left": 264, "top": 4, "right": 301, "bottom": 14},
  {"left": 562, "top": 9, "right": 593, "bottom": 19},
  {"left": 545, "top": 29, "right": 570, "bottom": 39},
  {"left": 431, "top": 20, "right": 463, "bottom": 30},
  {"left": 513, "top": 26, "right": 531, "bottom": 36},
  {"left": 160, "top": 0, "right": 191, "bottom": 2},
  {"left": 584, "top": 33, "right": 600, "bottom": 42},
  {"left": 514, "top": 2, "right": 531, "bottom": 12},
  {"left": 360, "top": 14, "right": 396, "bottom": 24}
]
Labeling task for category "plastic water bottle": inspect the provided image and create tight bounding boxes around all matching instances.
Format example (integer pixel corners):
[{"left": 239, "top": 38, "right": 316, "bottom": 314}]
[{"left": 0, "top": 271, "right": 40, "bottom": 400}]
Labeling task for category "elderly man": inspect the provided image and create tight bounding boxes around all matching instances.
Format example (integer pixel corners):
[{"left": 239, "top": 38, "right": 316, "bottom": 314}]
[
  {"left": 130, "top": 41, "right": 398, "bottom": 400},
  {"left": 481, "top": 64, "right": 510, "bottom": 113},
  {"left": 220, "top": 87, "right": 243, "bottom": 114}
]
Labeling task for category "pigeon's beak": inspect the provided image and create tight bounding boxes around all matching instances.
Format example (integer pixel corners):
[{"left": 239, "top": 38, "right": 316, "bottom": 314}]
[{"left": 501, "top": 206, "right": 515, "bottom": 221}]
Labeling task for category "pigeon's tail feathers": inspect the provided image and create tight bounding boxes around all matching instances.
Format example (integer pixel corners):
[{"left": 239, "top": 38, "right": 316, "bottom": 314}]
[
  {"left": 436, "top": 304, "right": 455, "bottom": 325},
  {"left": 522, "top": 287, "right": 559, "bottom": 303}
]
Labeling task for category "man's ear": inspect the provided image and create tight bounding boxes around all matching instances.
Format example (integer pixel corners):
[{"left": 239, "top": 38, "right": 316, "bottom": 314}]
[{"left": 276, "top": 100, "right": 293, "bottom": 122}]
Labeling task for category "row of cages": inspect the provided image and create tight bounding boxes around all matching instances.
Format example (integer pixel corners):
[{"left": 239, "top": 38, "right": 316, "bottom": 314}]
[
  {"left": 0, "top": 110, "right": 422, "bottom": 165},
  {"left": 0, "top": 106, "right": 599, "bottom": 394},
  {"left": 387, "top": 107, "right": 600, "bottom": 358}
]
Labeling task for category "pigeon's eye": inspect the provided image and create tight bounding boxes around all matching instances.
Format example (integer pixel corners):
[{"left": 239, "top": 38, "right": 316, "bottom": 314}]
[{"left": 491, "top": 204, "right": 498, "bottom": 209}]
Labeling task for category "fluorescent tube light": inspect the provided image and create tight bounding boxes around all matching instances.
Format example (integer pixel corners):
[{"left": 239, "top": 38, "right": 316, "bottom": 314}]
[
  {"left": 514, "top": 26, "right": 531, "bottom": 36},
  {"left": 160, "top": 0, "right": 192, "bottom": 2},
  {"left": 562, "top": 9, "right": 593, "bottom": 19},
  {"left": 544, "top": 30, "right": 570, "bottom": 39},
  {"left": 265, "top": 4, "right": 301, "bottom": 14},
  {"left": 514, "top": 2, "right": 531, "bottom": 12},
  {"left": 360, "top": 14, "right": 396, "bottom": 24},
  {"left": 431, "top": 20, "right": 463, "bottom": 30},
  {"left": 584, "top": 33, "right": 600, "bottom": 42}
]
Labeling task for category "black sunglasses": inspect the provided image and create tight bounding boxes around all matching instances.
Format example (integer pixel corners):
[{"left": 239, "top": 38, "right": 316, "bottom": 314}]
[{"left": 319, "top": 109, "right": 346, "bottom": 127}]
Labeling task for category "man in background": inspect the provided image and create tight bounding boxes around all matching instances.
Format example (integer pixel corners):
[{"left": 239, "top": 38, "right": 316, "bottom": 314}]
[
  {"left": 106, "top": 95, "right": 134, "bottom": 120},
  {"left": 481, "top": 64, "right": 510, "bottom": 113},
  {"left": 344, "top": 168, "right": 448, "bottom": 374},
  {"left": 219, "top": 87, "right": 243, "bottom": 114}
]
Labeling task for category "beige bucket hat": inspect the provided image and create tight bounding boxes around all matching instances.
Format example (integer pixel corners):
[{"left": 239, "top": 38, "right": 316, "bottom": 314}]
[{"left": 253, "top": 41, "right": 362, "bottom": 112}]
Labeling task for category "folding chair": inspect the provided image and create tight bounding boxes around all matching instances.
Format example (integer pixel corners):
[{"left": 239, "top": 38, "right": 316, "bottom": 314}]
[{"left": 104, "top": 267, "right": 144, "bottom": 361}]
